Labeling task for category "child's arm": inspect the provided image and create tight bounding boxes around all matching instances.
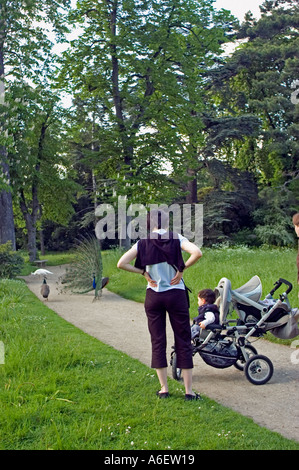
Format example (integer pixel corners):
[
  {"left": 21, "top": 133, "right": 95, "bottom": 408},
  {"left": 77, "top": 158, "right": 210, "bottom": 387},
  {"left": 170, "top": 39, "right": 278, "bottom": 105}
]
[{"left": 199, "top": 311, "right": 216, "bottom": 329}]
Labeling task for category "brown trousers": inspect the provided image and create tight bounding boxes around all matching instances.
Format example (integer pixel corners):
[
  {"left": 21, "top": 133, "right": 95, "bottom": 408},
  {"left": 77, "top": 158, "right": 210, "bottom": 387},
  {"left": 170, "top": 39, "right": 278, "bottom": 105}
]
[{"left": 144, "top": 288, "right": 193, "bottom": 369}]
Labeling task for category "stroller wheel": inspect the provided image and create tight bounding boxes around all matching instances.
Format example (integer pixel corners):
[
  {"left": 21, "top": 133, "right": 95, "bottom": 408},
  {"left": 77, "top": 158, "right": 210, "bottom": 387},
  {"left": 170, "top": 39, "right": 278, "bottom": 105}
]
[
  {"left": 234, "top": 344, "right": 258, "bottom": 371},
  {"left": 244, "top": 354, "right": 274, "bottom": 385},
  {"left": 171, "top": 351, "right": 182, "bottom": 381}
]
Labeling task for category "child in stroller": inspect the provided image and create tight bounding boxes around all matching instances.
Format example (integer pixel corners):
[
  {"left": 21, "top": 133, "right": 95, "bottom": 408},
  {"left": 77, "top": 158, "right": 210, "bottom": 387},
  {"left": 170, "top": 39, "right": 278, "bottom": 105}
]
[{"left": 191, "top": 289, "right": 220, "bottom": 340}]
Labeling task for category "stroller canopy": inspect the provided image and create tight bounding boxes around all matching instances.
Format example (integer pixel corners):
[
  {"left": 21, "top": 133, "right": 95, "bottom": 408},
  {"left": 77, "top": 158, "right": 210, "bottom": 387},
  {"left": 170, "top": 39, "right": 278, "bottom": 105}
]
[
  {"left": 214, "top": 277, "right": 232, "bottom": 323},
  {"left": 233, "top": 275, "right": 262, "bottom": 304},
  {"left": 215, "top": 276, "right": 262, "bottom": 324}
]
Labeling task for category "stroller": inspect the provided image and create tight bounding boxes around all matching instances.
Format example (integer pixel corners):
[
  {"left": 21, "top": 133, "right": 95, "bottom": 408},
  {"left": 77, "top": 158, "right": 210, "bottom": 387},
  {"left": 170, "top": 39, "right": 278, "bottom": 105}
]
[{"left": 170, "top": 277, "right": 299, "bottom": 385}]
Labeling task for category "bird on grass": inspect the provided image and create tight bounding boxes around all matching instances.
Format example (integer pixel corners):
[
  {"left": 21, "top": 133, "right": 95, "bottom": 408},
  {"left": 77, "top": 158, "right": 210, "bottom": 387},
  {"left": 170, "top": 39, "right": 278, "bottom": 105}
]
[
  {"left": 40, "top": 278, "right": 50, "bottom": 301},
  {"left": 61, "top": 235, "right": 106, "bottom": 301}
]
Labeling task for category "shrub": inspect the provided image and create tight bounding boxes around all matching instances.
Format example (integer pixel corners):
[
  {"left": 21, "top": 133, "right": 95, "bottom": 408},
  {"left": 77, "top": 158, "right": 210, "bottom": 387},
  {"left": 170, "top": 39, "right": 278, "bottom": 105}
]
[{"left": 0, "top": 242, "right": 24, "bottom": 279}]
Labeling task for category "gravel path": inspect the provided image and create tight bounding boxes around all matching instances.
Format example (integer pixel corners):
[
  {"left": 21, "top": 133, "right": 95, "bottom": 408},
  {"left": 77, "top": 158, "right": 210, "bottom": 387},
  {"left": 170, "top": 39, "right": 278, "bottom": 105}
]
[{"left": 24, "top": 266, "right": 299, "bottom": 443}]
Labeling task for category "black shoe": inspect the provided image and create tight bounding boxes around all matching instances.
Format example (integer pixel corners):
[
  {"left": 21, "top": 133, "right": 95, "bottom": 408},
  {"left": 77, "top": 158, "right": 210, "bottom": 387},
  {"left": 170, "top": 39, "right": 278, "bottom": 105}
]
[
  {"left": 185, "top": 393, "right": 201, "bottom": 401},
  {"left": 156, "top": 390, "right": 170, "bottom": 399}
]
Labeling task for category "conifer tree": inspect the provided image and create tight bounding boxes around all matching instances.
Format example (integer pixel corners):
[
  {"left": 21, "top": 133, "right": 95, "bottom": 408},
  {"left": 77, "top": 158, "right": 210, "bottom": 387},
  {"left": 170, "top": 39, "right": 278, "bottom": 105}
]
[{"left": 209, "top": 0, "right": 299, "bottom": 186}]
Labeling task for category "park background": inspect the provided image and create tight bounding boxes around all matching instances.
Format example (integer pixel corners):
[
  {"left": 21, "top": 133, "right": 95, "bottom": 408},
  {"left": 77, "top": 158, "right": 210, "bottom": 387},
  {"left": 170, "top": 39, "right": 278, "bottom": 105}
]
[{"left": 1, "top": 0, "right": 299, "bottom": 259}]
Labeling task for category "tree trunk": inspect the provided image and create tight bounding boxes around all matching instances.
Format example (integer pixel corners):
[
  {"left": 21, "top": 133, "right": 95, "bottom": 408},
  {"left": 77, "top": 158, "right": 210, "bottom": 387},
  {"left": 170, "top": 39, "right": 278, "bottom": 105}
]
[
  {"left": 39, "top": 205, "right": 45, "bottom": 255},
  {"left": 18, "top": 120, "right": 48, "bottom": 261},
  {"left": 109, "top": 1, "right": 134, "bottom": 168},
  {"left": 0, "top": 158, "right": 16, "bottom": 249},
  {"left": 27, "top": 224, "right": 38, "bottom": 262},
  {"left": 109, "top": 2, "right": 133, "bottom": 248},
  {"left": 20, "top": 209, "right": 38, "bottom": 262},
  {"left": 39, "top": 229, "right": 45, "bottom": 255},
  {"left": 0, "top": 21, "right": 16, "bottom": 249},
  {"left": 19, "top": 191, "right": 38, "bottom": 262},
  {"left": 185, "top": 168, "right": 198, "bottom": 204}
]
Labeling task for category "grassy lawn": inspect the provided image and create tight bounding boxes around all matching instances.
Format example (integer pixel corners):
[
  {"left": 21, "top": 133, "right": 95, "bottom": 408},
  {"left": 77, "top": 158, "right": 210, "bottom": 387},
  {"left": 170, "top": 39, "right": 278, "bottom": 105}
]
[
  {"left": 19, "top": 251, "right": 77, "bottom": 276},
  {"left": 0, "top": 245, "right": 299, "bottom": 450}
]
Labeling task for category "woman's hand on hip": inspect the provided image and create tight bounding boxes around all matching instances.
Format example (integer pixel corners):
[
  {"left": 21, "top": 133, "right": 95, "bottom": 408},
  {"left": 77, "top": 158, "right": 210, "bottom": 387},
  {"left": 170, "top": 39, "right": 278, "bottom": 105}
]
[
  {"left": 170, "top": 271, "right": 183, "bottom": 285},
  {"left": 144, "top": 272, "right": 158, "bottom": 288}
]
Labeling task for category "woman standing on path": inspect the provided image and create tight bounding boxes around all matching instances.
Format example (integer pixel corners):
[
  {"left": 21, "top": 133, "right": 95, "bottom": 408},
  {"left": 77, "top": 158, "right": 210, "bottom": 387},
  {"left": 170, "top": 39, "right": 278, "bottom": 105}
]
[{"left": 117, "top": 209, "right": 202, "bottom": 400}]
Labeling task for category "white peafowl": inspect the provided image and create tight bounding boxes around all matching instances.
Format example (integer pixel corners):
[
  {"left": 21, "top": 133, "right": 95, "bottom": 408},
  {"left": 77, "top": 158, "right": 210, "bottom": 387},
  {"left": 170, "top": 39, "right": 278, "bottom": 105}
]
[
  {"left": 60, "top": 235, "right": 107, "bottom": 301},
  {"left": 40, "top": 278, "right": 50, "bottom": 301},
  {"left": 31, "top": 269, "right": 53, "bottom": 277}
]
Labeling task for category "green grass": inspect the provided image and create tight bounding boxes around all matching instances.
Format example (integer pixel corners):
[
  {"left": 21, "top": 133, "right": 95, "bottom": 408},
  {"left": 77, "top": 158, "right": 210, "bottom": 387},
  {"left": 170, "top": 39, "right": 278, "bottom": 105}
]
[
  {"left": 1, "top": 246, "right": 298, "bottom": 449},
  {"left": 1, "top": 271, "right": 299, "bottom": 449},
  {"left": 19, "top": 251, "right": 77, "bottom": 276}
]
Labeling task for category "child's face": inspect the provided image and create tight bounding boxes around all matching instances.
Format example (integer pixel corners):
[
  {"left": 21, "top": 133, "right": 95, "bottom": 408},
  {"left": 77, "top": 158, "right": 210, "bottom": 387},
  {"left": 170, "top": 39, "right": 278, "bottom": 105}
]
[
  {"left": 198, "top": 297, "right": 206, "bottom": 307},
  {"left": 295, "top": 224, "right": 299, "bottom": 238}
]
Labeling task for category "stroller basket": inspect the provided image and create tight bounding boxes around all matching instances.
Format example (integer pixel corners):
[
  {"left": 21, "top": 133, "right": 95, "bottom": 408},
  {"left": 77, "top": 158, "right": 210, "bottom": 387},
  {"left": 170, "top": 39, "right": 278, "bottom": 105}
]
[{"left": 199, "top": 339, "right": 239, "bottom": 369}]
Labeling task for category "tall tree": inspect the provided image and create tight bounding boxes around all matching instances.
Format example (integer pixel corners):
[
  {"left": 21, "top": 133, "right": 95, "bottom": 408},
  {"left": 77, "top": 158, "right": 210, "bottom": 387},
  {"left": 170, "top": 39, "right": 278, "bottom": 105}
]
[
  {"left": 0, "top": 1, "right": 15, "bottom": 248},
  {"left": 0, "top": 0, "right": 70, "bottom": 249},
  {"left": 59, "top": 0, "right": 237, "bottom": 209},
  {"left": 7, "top": 84, "right": 78, "bottom": 261},
  {"left": 209, "top": 0, "right": 299, "bottom": 186}
]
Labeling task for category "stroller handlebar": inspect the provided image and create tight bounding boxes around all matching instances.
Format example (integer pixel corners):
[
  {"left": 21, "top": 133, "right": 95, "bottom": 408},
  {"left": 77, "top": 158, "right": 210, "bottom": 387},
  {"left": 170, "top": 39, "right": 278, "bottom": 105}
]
[{"left": 269, "top": 278, "right": 293, "bottom": 296}]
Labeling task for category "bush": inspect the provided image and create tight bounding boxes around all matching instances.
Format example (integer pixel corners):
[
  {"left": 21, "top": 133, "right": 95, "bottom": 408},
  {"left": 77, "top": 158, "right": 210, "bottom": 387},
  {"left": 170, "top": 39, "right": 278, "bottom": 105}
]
[
  {"left": 254, "top": 223, "right": 294, "bottom": 246},
  {"left": 252, "top": 187, "right": 297, "bottom": 247},
  {"left": 0, "top": 242, "right": 24, "bottom": 279}
]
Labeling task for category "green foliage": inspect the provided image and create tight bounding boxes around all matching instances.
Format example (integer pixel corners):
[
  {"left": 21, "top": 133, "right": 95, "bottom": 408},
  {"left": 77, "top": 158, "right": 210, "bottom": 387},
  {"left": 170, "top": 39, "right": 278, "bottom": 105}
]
[
  {"left": 2, "top": 0, "right": 299, "bottom": 255},
  {"left": 59, "top": 0, "right": 238, "bottom": 206},
  {"left": 212, "top": 0, "right": 299, "bottom": 186},
  {"left": 0, "top": 242, "right": 24, "bottom": 279},
  {"left": 252, "top": 187, "right": 297, "bottom": 246},
  {"left": 0, "top": 0, "right": 76, "bottom": 255},
  {"left": 6, "top": 84, "right": 79, "bottom": 225},
  {"left": 254, "top": 224, "right": 293, "bottom": 247},
  {"left": 198, "top": 160, "right": 258, "bottom": 245}
]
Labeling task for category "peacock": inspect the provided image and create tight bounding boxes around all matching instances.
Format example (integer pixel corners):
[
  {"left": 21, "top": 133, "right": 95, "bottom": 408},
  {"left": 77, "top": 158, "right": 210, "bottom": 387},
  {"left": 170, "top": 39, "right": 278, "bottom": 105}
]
[
  {"left": 60, "top": 235, "right": 105, "bottom": 301},
  {"left": 40, "top": 278, "right": 50, "bottom": 301}
]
